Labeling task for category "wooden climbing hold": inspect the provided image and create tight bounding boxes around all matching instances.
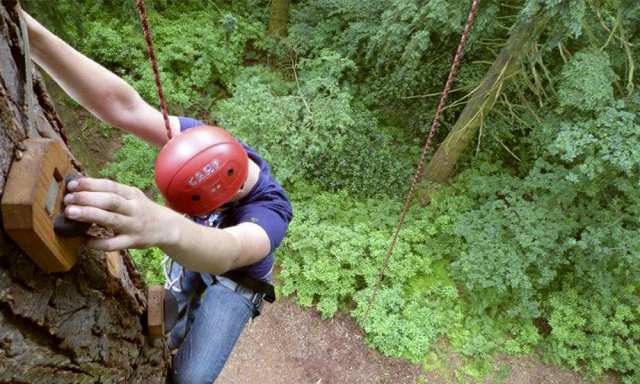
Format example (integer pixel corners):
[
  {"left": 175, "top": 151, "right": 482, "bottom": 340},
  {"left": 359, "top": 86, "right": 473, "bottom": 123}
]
[
  {"left": 1, "top": 138, "right": 85, "bottom": 272},
  {"left": 147, "top": 285, "right": 165, "bottom": 338}
]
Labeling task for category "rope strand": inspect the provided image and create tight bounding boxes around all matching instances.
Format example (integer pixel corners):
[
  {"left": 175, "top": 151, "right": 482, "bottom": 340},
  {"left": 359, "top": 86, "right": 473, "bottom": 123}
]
[
  {"left": 135, "top": 0, "right": 172, "bottom": 141},
  {"left": 362, "top": 0, "right": 481, "bottom": 322}
]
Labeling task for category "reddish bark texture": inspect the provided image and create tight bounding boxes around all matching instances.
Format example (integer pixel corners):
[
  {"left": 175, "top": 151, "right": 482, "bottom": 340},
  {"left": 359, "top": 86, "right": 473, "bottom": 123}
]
[{"left": 0, "top": 1, "right": 168, "bottom": 382}]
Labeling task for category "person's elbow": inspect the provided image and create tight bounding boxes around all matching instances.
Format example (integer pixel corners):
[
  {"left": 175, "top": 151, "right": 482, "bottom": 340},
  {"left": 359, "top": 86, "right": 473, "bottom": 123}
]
[
  {"left": 96, "top": 85, "right": 167, "bottom": 146},
  {"left": 95, "top": 82, "right": 141, "bottom": 128}
]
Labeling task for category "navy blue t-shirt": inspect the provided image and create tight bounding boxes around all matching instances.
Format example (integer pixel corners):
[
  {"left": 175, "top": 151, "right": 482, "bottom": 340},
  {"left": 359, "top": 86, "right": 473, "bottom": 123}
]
[{"left": 178, "top": 117, "right": 293, "bottom": 281}]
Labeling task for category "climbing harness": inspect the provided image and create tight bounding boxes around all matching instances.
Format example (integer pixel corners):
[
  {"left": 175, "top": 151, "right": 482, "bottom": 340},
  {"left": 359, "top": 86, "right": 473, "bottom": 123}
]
[
  {"left": 363, "top": 0, "right": 482, "bottom": 321},
  {"left": 162, "top": 256, "right": 184, "bottom": 292}
]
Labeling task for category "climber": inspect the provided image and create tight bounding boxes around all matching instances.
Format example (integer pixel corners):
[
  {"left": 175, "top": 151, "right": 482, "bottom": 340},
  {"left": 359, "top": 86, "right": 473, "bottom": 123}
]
[{"left": 22, "top": 11, "right": 292, "bottom": 384}]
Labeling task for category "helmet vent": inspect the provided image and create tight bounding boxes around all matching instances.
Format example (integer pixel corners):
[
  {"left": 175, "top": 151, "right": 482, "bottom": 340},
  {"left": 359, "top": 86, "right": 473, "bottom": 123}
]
[
  {"left": 191, "top": 195, "right": 201, "bottom": 201},
  {"left": 227, "top": 168, "right": 234, "bottom": 176}
]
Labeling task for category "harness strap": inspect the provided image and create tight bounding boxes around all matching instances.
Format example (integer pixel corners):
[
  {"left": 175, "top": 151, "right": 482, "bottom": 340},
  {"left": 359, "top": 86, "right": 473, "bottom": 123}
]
[{"left": 221, "top": 270, "right": 276, "bottom": 303}]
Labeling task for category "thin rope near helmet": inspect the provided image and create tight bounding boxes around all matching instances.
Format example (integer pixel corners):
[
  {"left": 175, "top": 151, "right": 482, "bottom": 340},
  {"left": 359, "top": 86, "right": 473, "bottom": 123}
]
[
  {"left": 135, "top": 0, "right": 172, "bottom": 141},
  {"left": 133, "top": 0, "right": 249, "bottom": 288},
  {"left": 134, "top": 0, "right": 249, "bottom": 217},
  {"left": 362, "top": 0, "right": 482, "bottom": 322}
]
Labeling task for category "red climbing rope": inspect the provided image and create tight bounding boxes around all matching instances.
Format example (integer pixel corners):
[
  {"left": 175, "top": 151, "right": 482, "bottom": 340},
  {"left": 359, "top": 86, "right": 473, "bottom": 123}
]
[
  {"left": 135, "top": 0, "right": 172, "bottom": 141},
  {"left": 363, "top": 0, "right": 482, "bottom": 321}
]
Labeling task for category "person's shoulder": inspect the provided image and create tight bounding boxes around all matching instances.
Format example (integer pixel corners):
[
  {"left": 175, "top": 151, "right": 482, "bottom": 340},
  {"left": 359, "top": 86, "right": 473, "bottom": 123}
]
[
  {"left": 241, "top": 142, "right": 271, "bottom": 170},
  {"left": 173, "top": 116, "right": 204, "bottom": 132}
]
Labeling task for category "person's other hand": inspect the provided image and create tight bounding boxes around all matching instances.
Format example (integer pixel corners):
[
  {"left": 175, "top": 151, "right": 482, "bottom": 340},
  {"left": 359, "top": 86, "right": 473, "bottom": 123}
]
[{"left": 63, "top": 177, "right": 176, "bottom": 250}]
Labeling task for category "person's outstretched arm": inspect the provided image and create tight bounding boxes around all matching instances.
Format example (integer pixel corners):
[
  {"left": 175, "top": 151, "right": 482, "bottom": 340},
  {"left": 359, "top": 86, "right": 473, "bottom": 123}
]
[
  {"left": 23, "top": 11, "right": 178, "bottom": 146},
  {"left": 63, "top": 177, "right": 273, "bottom": 275}
]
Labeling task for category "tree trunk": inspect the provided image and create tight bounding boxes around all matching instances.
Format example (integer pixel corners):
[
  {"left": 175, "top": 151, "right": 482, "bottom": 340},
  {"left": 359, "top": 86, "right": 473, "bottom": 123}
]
[
  {"left": 267, "top": 0, "right": 290, "bottom": 38},
  {"left": 0, "top": 1, "right": 168, "bottom": 382},
  {"left": 424, "top": 17, "right": 548, "bottom": 184}
]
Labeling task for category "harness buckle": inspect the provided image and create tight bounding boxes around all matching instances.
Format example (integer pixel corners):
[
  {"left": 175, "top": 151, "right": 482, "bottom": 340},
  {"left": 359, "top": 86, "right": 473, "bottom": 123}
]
[{"left": 251, "top": 292, "right": 265, "bottom": 318}]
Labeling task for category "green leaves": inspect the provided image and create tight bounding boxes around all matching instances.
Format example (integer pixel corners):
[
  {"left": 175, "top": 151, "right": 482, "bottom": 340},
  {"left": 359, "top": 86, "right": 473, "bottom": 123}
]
[
  {"left": 215, "top": 56, "right": 414, "bottom": 196},
  {"left": 277, "top": 99, "right": 639, "bottom": 374},
  {"left": 279, "top": 184, "right": 469, "bottom": 360},
  {"left": 67, "top": 4, "right": 262, "bottom": 115},
  {"left": 100, "top": 134, "right": 158, "bottom": 192},
  {"left": 288, "top": 0, "right": 494, "bottom": 110},
  {"left": 546, "top": 288, "right": 640, "bottom": 376},
  {"left": 549, "top": 102, "right": 640, "bottom": 180},
  {"left": 520, "top": 0, "right": 587, "bottom": 38},
  {"left": 557, "top": 50, "right": 616, "bottom": 113},
  {"left": 129, "top": 248, "right": 165, "bottom": 285}
]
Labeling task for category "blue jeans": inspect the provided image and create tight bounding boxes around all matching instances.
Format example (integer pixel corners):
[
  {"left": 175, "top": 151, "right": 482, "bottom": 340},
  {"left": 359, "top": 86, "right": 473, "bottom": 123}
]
[{"left": 166, "top": 262, "right": 259, "bottom": 384}]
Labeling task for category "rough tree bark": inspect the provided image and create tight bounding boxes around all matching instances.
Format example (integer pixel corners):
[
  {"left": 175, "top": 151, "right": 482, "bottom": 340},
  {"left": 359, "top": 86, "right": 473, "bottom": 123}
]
[
  {"left": 0, "top": 1, "right": 168, "bottom": 382},
  {"left": 424, "top": 17, "right": 548, "bottom": 185},
  {"left": 267, "top": 0, "right": 290, "bottom": 38}
]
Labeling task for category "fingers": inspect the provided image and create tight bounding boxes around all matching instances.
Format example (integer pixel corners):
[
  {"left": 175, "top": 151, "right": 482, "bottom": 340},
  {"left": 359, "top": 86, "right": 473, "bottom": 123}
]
[
  {"left": 64, "top": 191, "right": 133, "bottom": 215},
  {"left": 67, "top": 177, "right": 139, "bottom": 199},
  {"left": 87, "top": 235, "right": 135, "bottom": 251},
  {"left": 65, "top": 205, "right": 133, "bottom": 232},
  {"left": 62, "top": 177, "right": 163, "bottom": 251}
]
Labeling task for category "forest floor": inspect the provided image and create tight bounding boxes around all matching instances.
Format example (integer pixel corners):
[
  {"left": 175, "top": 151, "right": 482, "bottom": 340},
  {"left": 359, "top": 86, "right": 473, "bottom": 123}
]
[
  {"left": 52, "top": 84, "right": 610, "bottom": 384},
  {"left": 217, "top": 296, "right": 595, "bottom": 384}
]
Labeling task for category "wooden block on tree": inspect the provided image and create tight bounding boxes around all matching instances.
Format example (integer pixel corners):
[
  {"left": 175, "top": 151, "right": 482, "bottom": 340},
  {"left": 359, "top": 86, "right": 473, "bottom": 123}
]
[
  {"left": 1, "top": 138, "right": 82, "bottom": 272},
  {"left": 106, "top": 251, "right": 123, "bottom": 278},
  {"left": 147, "top": 285, "right": 165, "bottom": 338}
]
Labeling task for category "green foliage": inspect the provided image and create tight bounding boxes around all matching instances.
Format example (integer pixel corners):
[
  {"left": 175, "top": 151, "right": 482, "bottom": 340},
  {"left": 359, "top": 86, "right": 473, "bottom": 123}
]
[
  {"left": 545, "top": 287, "right": 640, "bottom": 377},
  {"left": 280, "top": 182, "right": 547, "bottom": 364},
  {"left": 520, "top": 0, "right": 587, "bottom": 38},
  {"left": 441, "top": 79, "right": 640, "bottom": 377},
  {"left": 130, "top": 248, "right": 165, "bottom": 285},
  {"left": 353, "top": 283, "right": 463, "bottom": 362},
  {"left": 280, "top": 184, "right": 468, "bottom": 361},
  {"left": 33, "top": 1, "right": 264, "bottom": 115},
  {"left": 557, "top": 50, "right": 616, "bottom": 113},
  {"left": 98, "top": 122, "right": 115, "bottom": 139},
  {"left": 100, "top": 134, "right": 158, "bottom": 192},
  {"left": 278, "top": 4, "right": 640, "bottom": 378},
  {"left": 215, "top": 56, "right": 416, "bottom": 196},
  {"left": 550, "top": 102, "right": 640, "bottom": 181},
  {"left": 287, "top": 0, "right": 500, "bottom": 106}
]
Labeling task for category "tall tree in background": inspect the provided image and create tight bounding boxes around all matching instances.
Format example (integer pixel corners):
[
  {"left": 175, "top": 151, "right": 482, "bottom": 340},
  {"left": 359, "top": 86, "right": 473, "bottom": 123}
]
[
  {"left": 425, "top": 15, "right": 548, "bottom": 185},
  {"left": 0, "top": 1, "right": 168, "bottom": 382},
  {"left": 268, "top": 0, "right": 290, "bottom": 37}
]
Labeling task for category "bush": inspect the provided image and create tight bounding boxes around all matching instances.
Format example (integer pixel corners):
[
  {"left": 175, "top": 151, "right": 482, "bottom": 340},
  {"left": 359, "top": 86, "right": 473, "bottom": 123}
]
[
  {"left": 100, "top": 134, "right": 158, "bottom": 191},
  {"left": 278, "top": 52, "right": 640, "bottom": 377},
  {"left": 280, "top": 183, "right": 467, "bottom": 360},
  {"left": 215, "top": 54, "right": 416, "bottom": 197},
  {"left": 130, "top": 248, "right": 165, "bottom": 285}
]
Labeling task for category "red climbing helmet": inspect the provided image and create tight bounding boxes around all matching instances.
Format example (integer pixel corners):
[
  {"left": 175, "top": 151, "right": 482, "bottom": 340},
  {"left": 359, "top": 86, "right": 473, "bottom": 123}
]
[{"left": 154, "top": 125, "right": 249, "bottom": 216}]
